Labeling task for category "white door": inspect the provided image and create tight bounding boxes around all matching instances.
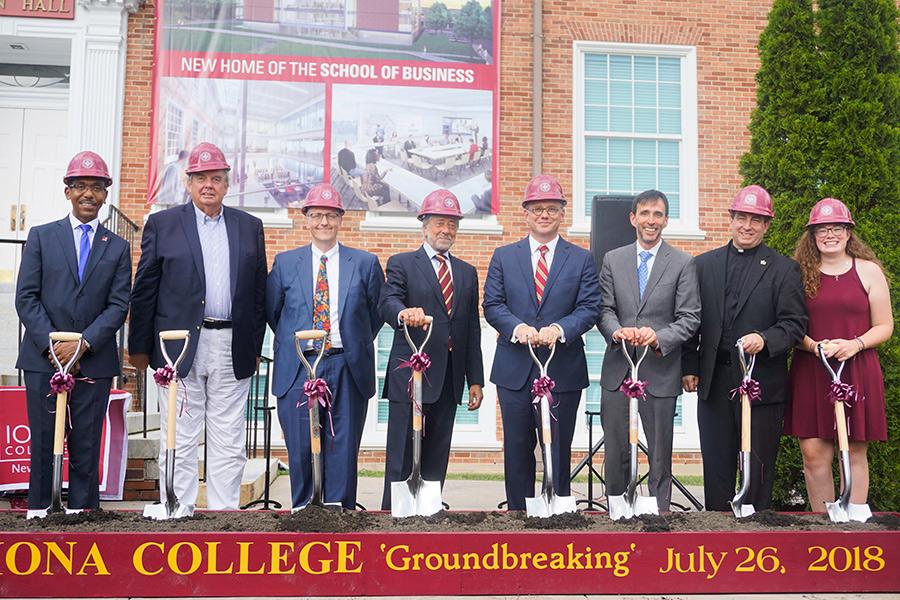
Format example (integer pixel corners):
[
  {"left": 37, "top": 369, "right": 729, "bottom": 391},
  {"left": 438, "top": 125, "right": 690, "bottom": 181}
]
[{"left": 0, "top": 107, "right": 68, "bottom": 384}]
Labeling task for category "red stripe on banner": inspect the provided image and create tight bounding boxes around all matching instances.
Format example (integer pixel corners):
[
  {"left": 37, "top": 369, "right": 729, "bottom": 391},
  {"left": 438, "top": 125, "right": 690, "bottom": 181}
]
[{"left": 323, "top": 83, "right": 332, "bottom": 186}]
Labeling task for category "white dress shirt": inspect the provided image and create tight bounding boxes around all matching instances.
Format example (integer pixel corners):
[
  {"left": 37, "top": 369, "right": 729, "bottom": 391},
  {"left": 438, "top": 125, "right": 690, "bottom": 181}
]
[
  {"left": 396, "top": 243, "right": 452, "bottom": 325},
  {"left": 512, "top": 235, "right": 565, "bottom": 343},
  {"left": 69, "top": 212, "right": 100, "bottom": 265},
  {"left": 635, "top": 238, "right": 663, "bottom": 273},
  {"left": 311, "top": 242, "right": 342, "bottom": 349}
]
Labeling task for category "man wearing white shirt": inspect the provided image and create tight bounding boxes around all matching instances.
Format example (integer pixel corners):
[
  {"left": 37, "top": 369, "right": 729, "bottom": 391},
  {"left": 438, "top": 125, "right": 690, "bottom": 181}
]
[
  {"left": 483, "top": 174, "right": 601, "bottom": 510},
  {"left": 266, "top": 183, "right": 384, "bottom": 510},
  {"left": 378, "top": 189, "right": 484, "bottom": 511},
  {"left": 597, "top": 189, "right": 700, "bottom": 511}
]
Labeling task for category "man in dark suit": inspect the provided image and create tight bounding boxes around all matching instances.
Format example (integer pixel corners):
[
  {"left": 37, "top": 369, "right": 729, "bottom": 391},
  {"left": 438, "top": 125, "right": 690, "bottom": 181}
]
[
  {"left": 483, "top": 175, "right": 601, "bottom": 510},
  {"left": 598, "top": 190, "right": 700, "bottom": 511},
  {"left": 379, "top": 189, "right": 484, "bottom": 510},
  {"left": 129, "top": 142, "right": 267, "bottom": 510},
  {"left": 682, "top": 185, "right": 807, "bottom": 511},
  {"left": 337, "top": 141, "right": 362, "bottom": 177},
  {"left": 266, "top": 184, "right": 383, "bottom": 510},
  {"left": 16, "top": 151, "right": 131, "bottom": 512}
]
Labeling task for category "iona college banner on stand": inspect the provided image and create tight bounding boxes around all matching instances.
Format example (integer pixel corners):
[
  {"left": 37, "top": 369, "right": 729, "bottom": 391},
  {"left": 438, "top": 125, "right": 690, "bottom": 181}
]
[{"left": 147, "top": 0, "right": 499, "bottom": 216}]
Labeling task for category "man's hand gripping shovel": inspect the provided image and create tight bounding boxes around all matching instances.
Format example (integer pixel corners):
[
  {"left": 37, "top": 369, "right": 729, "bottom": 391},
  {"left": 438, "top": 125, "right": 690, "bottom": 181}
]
[
  {"left": 729, "top": 339, "right": 757, "bottom": 518},
  {"left": 27, "top": 332, "right": 85, "bottom": 519},
  {"left": 143, "top": 330, "right": 193, "bottom": 520},
  {"left": 391, "top": 316, "right": 443, "bottom": 518},
  {"left": 817, "top": 344, "right": 871, "bottom": 523},
  {"left": 608, "top": 342, "right": 658, "bottom": 521},
  {"left": 525, "top": 338, "right": 576, "bottom": 518},
  {"left": 293, "top": 330, "right": 342, "bottom": 511}
]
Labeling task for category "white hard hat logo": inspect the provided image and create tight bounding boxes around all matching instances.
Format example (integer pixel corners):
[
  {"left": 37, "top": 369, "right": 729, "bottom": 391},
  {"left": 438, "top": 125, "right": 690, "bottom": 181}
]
[
  {"left": 539, "top": 182, "right": 551, "bottom": 193},
  {"left": 81, "top": 159, "right": 94, "bottom": 169},
  {"left": 821, "top": 205, "right": 833, "bottom": 215},
  {"left": 199, "top": 151, "right": 212, "bottom": 162},
  {"left": 321, "top": 190, "right": 333, "bottom": 200},
  {"left": 744, "top": 193, "right": 757, "bottom": 205},
  {"left": 443, "top": 197, "right": 455, "bottom": 208}
]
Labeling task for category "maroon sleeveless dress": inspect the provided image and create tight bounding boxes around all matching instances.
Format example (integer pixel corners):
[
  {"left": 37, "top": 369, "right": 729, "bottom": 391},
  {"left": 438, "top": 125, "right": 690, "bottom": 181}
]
[{"left": 786, "top": 260, "right": 887, "bottom": 441}]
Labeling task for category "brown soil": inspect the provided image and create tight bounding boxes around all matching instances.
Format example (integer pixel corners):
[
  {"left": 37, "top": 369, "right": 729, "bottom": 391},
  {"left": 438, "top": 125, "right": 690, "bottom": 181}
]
[{"left": 1, "top": 507, "right": 897, "bottom": 533}]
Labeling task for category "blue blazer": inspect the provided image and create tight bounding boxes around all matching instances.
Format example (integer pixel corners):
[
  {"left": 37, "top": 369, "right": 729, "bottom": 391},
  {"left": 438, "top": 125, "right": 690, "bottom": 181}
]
[
  {"left": 16, "top": 217, "right": 131, "bottom": 377},
  {"left": 378, "top": 247, "right": 484, "bottom": 405},
  {"left": 483, "top": 237, "right": 601, "bottom": 393},
  {"left": 129, "top": 202, "right": 267, "bottom": 379},
  {"left": 266, "top": 243, "right": 384, "bottom": 399}
]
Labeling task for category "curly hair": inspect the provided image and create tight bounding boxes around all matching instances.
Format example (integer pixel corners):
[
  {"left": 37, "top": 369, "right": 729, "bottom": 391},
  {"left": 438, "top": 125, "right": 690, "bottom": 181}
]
[{"left": 793, "top": 227, "right": 885, "bottom": 298}]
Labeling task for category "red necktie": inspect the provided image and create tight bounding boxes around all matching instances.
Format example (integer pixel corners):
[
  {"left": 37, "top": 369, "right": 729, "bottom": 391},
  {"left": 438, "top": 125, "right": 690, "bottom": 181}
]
[
  {"left": 535, "top": 245, "right": 549, "bottom": 303},
  {"left": 435, "top": 254, "right": 453, "bottom": 314}
]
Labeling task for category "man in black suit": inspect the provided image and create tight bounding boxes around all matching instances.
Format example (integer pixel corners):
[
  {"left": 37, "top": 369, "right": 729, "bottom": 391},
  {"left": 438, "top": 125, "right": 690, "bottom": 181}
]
[
  {"left": 129, "top": 142, "right": 267, "bottom": 510},
  {"left": 337, "top": 140, "right": 362, "bottom": 177},
  {"left": 682, "top": 185, "right": 806, "bottom": 511},
  {"left": 16, "top": 151, "right": 131, "bottom": 512},
  {"left": 379, "top": 189, "right": 484, "bottom": 510}
]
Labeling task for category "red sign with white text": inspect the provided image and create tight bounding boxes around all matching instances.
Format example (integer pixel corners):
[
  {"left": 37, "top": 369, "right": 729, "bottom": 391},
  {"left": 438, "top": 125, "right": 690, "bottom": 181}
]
[
  {"left": 0, "top": 0, "right": 74, "bottom": 20},
  {"left": 0, "top": 529, "right": 896, "bottom": 597}
]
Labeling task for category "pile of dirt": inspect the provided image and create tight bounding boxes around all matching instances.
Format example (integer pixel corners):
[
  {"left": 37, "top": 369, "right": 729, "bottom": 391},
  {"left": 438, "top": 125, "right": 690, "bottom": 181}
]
[{"left": 1, "top": 507, "right": 897, "bottom": 533}]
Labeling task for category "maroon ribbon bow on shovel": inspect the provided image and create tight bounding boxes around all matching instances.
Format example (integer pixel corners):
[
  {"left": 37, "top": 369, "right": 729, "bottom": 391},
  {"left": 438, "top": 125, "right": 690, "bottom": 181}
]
[{"left": 300, "top": 377, "right": 335, "bottom": 438}]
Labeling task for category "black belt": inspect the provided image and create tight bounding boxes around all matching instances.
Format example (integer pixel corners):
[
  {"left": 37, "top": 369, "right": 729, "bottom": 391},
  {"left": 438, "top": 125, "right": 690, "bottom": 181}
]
[
  {"left": 202, "top": 319, "right": 232, "bottom": 329},
  {"left": 304, "top": 348, "right": 344, "bottom": 357}
]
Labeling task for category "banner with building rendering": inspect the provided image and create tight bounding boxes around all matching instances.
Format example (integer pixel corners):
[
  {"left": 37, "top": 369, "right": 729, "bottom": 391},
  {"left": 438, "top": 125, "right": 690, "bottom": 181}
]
[{"left": 147, "top": 0, "right": 499, "bottom": 215}]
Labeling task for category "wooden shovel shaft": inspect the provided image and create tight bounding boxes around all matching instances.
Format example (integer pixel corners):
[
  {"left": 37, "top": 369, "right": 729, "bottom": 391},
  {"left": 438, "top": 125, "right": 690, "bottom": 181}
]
[
  {"left": 628, "top": 396, "right": 639, "bottom": 445},
  {"left": 834, "top": 401, "right": 849, "bottom": 453},
  {"left": 412, "top": 370, "right": 423, "bottom": 432},
  {"left": 309, "top": 401, "right": 322, "bottom": 454},
  {"left": 52, "top": 391, "right": 69, "bottom": 455},
  {"left": 166, "top": 379, "right": 178, "bottom": 450},
  {"left": 741, "top": 394, "right": 751, "bottom": 452}
]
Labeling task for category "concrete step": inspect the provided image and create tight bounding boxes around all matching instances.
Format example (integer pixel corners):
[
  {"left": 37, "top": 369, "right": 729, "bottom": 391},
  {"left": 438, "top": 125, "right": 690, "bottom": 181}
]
[{"left": 126, "top": 411, "right": 159, "bottom": 435}]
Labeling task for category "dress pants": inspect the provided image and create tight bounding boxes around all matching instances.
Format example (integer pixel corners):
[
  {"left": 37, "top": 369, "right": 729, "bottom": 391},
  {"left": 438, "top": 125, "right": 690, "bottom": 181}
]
[
  {"left": 381, "top": 359, "right": 457, "bottom": 510},
  {"left": 600, "top": 389, "right": 676, "bottom": 511},
  {"left": 157, "top": 328, "right": 251, "bottom": 510},
  {"left": 278, "top": 351, "right": 366, "bottom": 510},
  {"left": 698, "top": 363, "right": 784, "bottom": 511},
  {"left": 25, "top": 371, "right": 112, "bottom": 510},
  {"left": 497, "top": 363, "right": 580, "bottom": 511}
]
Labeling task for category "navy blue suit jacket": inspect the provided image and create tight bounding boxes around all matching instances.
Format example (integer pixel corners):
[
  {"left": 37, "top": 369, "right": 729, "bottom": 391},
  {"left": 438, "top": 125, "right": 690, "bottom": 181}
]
[
  {"left": 266, "top": 243, "right": 384, "bottom": 399},
  {"left": 129, "top": 202, "right": 267, "bottom": 379},
  {"left": 379, "top": 247, "right": 484, "bottom": 405},
  {"left": 483, "top": 237, "right": 601, "bottom": 392},
  {"left": 16, "top": 217, "right": 131, "bottom": 377}
]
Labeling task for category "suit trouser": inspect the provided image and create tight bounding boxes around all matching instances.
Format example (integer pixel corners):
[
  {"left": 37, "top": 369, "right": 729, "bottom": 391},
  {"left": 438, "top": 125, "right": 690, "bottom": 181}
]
[
  {"left": 698, "top": 364, "right": 784, "bottom": 511},
  {"left": 157, "top": 328, "right": 251, "bottom": 510},
  {"left": 278, "top": 352, "right": 366, "bottom": 510},
  {"left": 381, "top": 360, "right": 457, "bottom": 510},
  {"left": 497, "top": 366, "right": 580, "bottom": 511},
  {"left": 600, "top": 388, "right": 676, "bottom": 511},
  {"left": 25, "top": 371, "right": 112, "bottom": 510}
]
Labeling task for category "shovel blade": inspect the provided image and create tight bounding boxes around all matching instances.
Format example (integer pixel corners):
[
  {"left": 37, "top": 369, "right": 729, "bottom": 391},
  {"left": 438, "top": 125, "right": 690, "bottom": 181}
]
[
  {"left": 549, "top": 494, "right": 577, "bottom": 516},
  {"left": 26, "top": 507, "right": 83, "bottom": 520},
  {"left": 292, "top": 501, "right": 344, "bottom": 513},
  {"left": 390, "top": 479, "right": 443, "bottom": 518},
  {"left": 607, "top": 494, "right": 632, "bottom": 521},
  {"left": 525, "top": 495, "right": 551, "bottom": 518},
  {"left": 729, "top": 500, "right": 756, "bottom": 519},
  {"left": 633, "top": 495, "right": 659, "bottom": 517},
  {"left": 143, "top": 501, "right": 194, "bottom": 520}
]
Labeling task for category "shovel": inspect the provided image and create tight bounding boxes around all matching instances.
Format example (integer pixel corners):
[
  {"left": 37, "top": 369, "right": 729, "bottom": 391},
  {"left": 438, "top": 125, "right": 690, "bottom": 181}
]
[
  {"left": 608, "top": 342, "right": 658, "bottom": 521},
  {"left": 817, "top": 344, "right": 872, "bottom": 523},
  {"left": 525, "top": 338, "right": 577, "bottom": 518},
  {"left": 292, "top": 330, "right": 342, "bottom": 511},
  {"left": 143, "top": 330, "right": 193, "bottom": 520},
  {"left": 729, "top": 340, "right": 756, "bottom": 518},
  {"left": 27, "top": 332, "right": 86, "bottom": 520},
  {"left": 391, "top": 316, "right": 443, "bottom": 518}
]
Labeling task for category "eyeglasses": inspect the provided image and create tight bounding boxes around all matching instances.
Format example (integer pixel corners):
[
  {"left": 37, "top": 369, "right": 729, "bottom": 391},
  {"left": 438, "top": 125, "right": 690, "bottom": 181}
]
[
  {"left": 813, "top": 225, "right": 848, "bottom": 237},
  {"left": 68, "top": 182, "right": 107, "bottom": 194},
  {"left": 307, "top": 212, "right": 342, "bottom": 222},
  {"left": 527, "top": 206, "right": 563, "bottom": 217}
]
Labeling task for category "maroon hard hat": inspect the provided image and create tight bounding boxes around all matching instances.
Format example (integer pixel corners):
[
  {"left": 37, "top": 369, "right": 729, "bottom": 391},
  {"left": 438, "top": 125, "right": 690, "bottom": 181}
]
[
  {"left": 302, "top": 183, "right": 345, "bottom": 214},
  {"left": 418, "top": 189, "right": 463, "bottom": 221},
  {"left": 807, "top": 197, "right": 855, "bottom": 227},
  {"left": 523, "top": 174, "right": 566, "bottom": 206},
  {"left": 729, "top": 184, "right": 774, "bottom": 218},
  {"left": 64, "top": 151, "right": 112, "bottom": 186},
  {"left": 185, "top": 142, "right": 230, "bottom": 175}
]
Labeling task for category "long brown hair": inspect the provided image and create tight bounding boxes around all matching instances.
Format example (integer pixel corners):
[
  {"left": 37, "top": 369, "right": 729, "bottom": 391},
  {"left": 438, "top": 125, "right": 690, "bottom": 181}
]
[{"left": 793, "top": 228, "right": 885, "bottom": 298}]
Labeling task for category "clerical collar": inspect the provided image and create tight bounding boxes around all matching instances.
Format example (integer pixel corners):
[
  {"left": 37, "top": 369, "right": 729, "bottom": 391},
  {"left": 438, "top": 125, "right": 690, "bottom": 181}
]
[{"left": 729, "top": 242, "right": 760, "bottom": 256}]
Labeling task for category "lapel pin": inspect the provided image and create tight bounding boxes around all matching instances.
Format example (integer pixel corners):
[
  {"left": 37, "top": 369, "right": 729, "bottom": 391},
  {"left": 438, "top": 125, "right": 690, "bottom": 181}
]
[
  {"left": 760, "top": 259, "right": 767, "bottom": 265},
  {"left": 101, "top": 235, "right": 108, "bottom": 242}
]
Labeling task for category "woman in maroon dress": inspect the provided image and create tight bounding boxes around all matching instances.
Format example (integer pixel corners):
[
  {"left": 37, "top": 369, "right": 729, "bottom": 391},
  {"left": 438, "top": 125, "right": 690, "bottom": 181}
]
[{"left": 786, "top": 198, "right": 893, "bottom": 512}]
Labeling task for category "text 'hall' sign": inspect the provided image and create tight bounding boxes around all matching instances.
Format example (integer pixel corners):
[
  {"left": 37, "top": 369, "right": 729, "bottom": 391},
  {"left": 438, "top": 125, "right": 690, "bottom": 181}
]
[
  {"left": 0, "top": 530, "right": 897, "bottom": 597},
  {"left": 0, "top": 0, "right": 75, "bottom": 20}
]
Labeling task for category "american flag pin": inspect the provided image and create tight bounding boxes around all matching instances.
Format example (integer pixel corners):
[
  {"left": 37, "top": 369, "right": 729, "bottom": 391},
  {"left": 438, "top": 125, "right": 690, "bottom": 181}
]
[{"left": 101, "top": 235, "right": 108, "bottom": 242}]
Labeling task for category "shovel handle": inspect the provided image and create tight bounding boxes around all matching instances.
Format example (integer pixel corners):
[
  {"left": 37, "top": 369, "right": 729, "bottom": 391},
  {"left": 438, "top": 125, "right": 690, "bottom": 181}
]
[
  {"left": 166, "top": 377, "right": 178, "bottom": 450},
  {"left": 740, "top": 394, "right": 751, "bottom": 452},
  {"left": 52, "top": 391, "right": 69, "bottom": 455},
  {"left": 296, "top": 330, "right": 327, "bottom": 341},
  {"left": 160, "top": 330, "right": 190, "bottom": 341},
  {"left": 834, "top": 400, "right": 849, "bottom": 453},
  {"left": 49, "top": 332, "right": 82, "bottom": 342}
]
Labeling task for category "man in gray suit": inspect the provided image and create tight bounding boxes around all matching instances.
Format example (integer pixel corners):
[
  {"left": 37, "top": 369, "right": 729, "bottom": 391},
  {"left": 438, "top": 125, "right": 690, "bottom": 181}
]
[{"left": 598, "top": 190, "right": 700, "bottom": 511}]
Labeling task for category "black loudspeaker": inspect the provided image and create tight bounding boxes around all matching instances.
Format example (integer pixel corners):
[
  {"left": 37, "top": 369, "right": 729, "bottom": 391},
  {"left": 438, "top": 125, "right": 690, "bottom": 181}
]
[{"left": 590, "top": 195, "right": 636, "bottom": 271}]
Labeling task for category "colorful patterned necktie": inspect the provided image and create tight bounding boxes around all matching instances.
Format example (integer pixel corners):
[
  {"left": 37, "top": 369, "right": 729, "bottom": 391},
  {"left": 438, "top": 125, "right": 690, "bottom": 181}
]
[
  {"left": 435, "top": 254, "right": 453, "bottom": 314},
  {"left": 313, "top": 255, "right": 331, "bottom": 351},
  {"left": 77, "top": 224, "right": 92, "bottom": 282},
  {"left": 638, "top": 250, "right": 652, "bottom": 299},
  {"left": 535, "top": 244, "right": 549, "bottom": 303}
]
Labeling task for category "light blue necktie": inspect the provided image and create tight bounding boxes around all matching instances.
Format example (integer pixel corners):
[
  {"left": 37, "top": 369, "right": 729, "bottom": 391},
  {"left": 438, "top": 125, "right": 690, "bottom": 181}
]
[
  {"left": 637, "top": 250, "right": 652, "bottom": 299},
  {"left": 78, "top": 224, "right": 92, "bottom": 282}
]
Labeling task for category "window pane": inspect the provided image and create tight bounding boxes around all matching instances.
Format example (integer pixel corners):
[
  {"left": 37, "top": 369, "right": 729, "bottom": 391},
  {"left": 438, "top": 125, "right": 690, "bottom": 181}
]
[
  {"left": 585, "top": 80, "right": 608, "bottom": 104},
  {"left": 610, "top": 81, "right": 632, "bottom": 105},
  {"left": 674, "top": 395, "right": 683, "bottom": 428},
  {"left": 633, "top": 140, "right": 656, "bottom": 164},
  {"left": 584, "top": 381, "right": 602, "bottom": 416},
  {"left": 634, "top": 166, "right": 656, "bottom": 190},
  {"left": 659, "top": 83, "right": 681, "bottom": 108},
  {"left": 585, "top": 138, "right": 607, "bottom": 162},
  {"left": 377, "top": 395, "right": 389, "bottom": 424},
  {"left": 634, "top": 108, "right": 657, "bottom": 133},
  {"left": 634, "top": 82, "right": 656, "bottom": 107},
  {"left": 585, "top": 54, "right": 608, "bottom": 79},
  {"left": 634, "top": 55, "right": 656, "bottom": 80},
  {"left": 609, "top": 107, "right": 633, "bottom": 132},
  {"left": 659, "top": 109, "right": 681, "bottom": 134},
  {"left": 585, "top": 168, "right": 607, "bottom": 189},
  {"left": 659, "top": 166, "right": 680, "bottom": 191},
  {"left": 658, "top": 57, "right": 680, "bottom": 82},
  {"left": 668, "top": 193, "right": 681, "bottom": 219},
  {"left": 609, "top": 55, "right": 632, "bottom": 79},
  {"left": 455, "top": 403, "right": 478, "bottom": 424},
  {"left": 585, "top": 106, "right": 609, "bottom": 131},
  {"left": 658, "top": 141, "right": 679, "bottom": 166},
  {"left": 609, "top": 139, "right": 631, "bottom": 163},
  {"left": 609, "top": 166, "right": 631, "bottom": 190}
]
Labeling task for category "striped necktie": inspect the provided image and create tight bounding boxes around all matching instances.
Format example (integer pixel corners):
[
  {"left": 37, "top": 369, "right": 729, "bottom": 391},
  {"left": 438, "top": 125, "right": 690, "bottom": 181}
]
[
  {"left": 535, "top": 244, "right": 549, "bottom": 303},
  {"left": 435, "top": 253, "right": 453, "bottom": 314}
]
